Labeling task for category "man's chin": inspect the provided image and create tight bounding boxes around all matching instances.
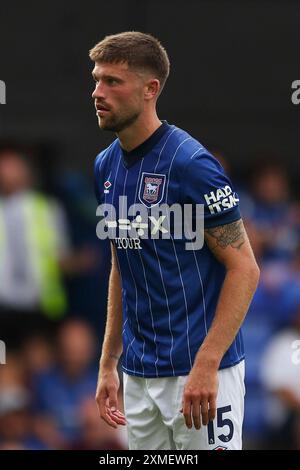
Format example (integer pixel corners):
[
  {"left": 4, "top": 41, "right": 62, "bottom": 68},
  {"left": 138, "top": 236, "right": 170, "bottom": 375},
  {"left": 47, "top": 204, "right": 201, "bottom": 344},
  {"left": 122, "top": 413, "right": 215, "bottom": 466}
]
[
  {"left": 97, "top": 118, "right": 111, "bottom": 131},
  {"left": 97, "top": 113, "right": 140, "bottom": 132},
  {"left": 96, "top": 116, "right": 114, "bottom": 131}
]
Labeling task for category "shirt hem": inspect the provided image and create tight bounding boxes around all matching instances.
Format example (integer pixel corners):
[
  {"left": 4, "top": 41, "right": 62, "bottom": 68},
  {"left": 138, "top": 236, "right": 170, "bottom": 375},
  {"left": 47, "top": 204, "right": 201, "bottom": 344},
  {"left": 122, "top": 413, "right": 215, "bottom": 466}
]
[{"left": 122, "top": 356, "right": 245, "bottom": 378}]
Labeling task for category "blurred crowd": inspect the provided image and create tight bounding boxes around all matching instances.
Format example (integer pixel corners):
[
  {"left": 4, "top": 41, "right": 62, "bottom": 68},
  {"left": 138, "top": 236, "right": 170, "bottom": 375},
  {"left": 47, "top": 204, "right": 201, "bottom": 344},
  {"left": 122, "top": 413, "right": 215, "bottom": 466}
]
[
  {"left": 0, "top": 145, "right": 126, "bottom": 449},
  {"left": 0, "top": 319, "right": 127, "bottom": 450},
  {"left": 237, "top": 160, "right": 300, "bottom": 450},
  {"left": 0, "top": 144, "right": 300, "bottom": 449}
]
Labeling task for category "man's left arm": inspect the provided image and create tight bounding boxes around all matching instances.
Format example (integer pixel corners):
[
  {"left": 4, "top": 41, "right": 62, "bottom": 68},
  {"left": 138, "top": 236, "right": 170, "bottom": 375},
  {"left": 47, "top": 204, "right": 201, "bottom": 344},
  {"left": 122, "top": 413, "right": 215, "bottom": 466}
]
[{"left": 182, "top": 218, "right": 260, "bottom": 430}]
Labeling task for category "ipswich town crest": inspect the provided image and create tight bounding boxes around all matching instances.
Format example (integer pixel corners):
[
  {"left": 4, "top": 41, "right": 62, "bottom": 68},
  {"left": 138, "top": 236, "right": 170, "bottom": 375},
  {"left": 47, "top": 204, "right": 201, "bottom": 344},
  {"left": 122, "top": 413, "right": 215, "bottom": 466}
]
[{"left": 138, "top": 172, "right": 166, "bottom": 208}]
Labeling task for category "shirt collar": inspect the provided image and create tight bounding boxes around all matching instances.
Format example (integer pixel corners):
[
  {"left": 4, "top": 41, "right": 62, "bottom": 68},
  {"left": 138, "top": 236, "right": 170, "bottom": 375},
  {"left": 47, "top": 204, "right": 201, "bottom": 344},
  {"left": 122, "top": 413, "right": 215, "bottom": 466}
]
[{"left": 120, "top": 120, "right": 171, "bottom": 169}]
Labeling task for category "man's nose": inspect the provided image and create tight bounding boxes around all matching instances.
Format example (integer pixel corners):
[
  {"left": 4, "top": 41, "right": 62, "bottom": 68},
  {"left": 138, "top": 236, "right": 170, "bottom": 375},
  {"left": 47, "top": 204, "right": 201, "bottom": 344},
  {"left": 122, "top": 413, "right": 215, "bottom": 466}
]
[{"left": 92, "top": 81, "right": 105, "bottom": 100}]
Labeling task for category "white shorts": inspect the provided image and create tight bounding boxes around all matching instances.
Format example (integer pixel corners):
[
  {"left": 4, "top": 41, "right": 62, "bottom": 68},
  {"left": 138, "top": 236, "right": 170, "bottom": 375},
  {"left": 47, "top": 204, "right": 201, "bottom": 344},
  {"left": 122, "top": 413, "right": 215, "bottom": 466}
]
[{"left": 123, "top": 360, "right": 245, "bottom": 450}]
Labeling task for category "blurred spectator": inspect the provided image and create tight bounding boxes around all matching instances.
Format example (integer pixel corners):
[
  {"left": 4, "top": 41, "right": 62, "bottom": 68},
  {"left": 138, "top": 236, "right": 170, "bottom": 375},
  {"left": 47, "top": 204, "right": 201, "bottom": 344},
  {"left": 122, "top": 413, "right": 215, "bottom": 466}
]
[
  {"left": 0, "top": 353, "right": 26, "bottom": 388},
  {"left": 32, "top": 318, "right": 98, "bottom": 448},
  {"left": 260, "top": 306, "right": 300, "bottom": 449},
  {"left": 245, "top": 161, "right": 300, "bottom": 261},
  {"left": 0, "top": 147, "right": 99, "bottom": 350},
  {"left": 0, "top": 148, "right": 70, "bottom": 348},
  {"left": 0, "top": 386, "right": 46, "bottom": 450},
  {"left": 21, "top": 334, "right": 55, "bottom": 379}
]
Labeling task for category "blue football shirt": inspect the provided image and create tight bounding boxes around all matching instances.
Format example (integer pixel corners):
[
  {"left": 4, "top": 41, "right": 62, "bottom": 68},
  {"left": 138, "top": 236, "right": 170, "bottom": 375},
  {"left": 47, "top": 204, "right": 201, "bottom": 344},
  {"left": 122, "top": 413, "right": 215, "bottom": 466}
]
[{"left": 94, "top": 121, "right": 244, "bottom": 377}]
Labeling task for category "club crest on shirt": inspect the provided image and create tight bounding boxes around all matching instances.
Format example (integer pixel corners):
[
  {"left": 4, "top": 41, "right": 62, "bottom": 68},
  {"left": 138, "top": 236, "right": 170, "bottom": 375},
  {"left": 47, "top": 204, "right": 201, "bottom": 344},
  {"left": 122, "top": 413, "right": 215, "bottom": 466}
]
[{"left": 138, "top": 172, "right": 166, "bottom": 208}]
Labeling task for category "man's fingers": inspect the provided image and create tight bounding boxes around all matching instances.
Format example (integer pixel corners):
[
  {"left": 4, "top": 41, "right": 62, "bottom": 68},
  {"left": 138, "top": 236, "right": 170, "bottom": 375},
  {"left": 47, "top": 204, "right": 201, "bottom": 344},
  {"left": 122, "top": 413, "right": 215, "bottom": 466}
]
[
  {"left": 200, "top": 399, "right": 209, "bottom": 426},
  {"left": 107, "top": 408, "right": 126, "bottom": 425},
  {"left": 110, "top": 409, "right": 126, "bottom": 418},
  {"left": 96, "top": 395, "right": 118, "bottom": 428},
  {"left": 108, "top": 387, "right": 118, "bottom": 412},
  {"left": 103, "top": 413, "right": 118, "bottom": 428},
  {"left": 97, "top": 395, "right": 108, "bottom": 417},
  {"left": 182, "top": 398, "right": 192, "bottom": 429},
  {"left": 191, "top": 399, "right": 201, "bottom": 430},
  {"left": 182, "top": 395, "right": 216, "bottom": 429},
  {"left": 99, "top": 405, "right": 118, "bottom": 428},
  {"left": 208, "top": 395, "right": 217, "bottom": 421}
]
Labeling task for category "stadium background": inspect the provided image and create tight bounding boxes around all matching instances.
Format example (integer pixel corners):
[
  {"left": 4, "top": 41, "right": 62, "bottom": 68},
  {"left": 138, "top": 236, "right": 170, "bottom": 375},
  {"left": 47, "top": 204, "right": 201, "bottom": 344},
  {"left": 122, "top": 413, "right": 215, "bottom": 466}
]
[{"left": 0, "top": 0, "right": 300, "bottom": 450}]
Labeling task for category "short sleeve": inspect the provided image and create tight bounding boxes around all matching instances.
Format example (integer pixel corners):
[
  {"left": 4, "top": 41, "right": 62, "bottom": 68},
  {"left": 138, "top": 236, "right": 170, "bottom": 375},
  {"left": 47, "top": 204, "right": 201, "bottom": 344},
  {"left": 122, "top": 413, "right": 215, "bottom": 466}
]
[{"left": 182, "top": 150, "right": 241, "bottom": 228}]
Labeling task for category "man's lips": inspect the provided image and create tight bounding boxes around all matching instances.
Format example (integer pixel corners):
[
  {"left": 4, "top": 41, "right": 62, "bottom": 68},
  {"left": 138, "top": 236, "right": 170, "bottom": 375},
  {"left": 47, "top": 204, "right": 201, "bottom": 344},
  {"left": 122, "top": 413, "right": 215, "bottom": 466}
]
[
  {"left": 95, "top": 105, "right": 111, "bottom": 117},
  {"left": 95, "top": 103, "right": 110, "bottom": 112},
  {"left": 96, "top": 109, "right": 110, "bottom": 116}
]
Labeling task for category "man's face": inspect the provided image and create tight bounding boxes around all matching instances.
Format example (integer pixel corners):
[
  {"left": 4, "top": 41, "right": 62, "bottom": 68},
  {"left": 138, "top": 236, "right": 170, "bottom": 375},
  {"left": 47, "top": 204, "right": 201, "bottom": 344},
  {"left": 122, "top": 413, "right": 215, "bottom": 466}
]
[{"left": 92, "top": 61, "right": 145, "bottom": 132}]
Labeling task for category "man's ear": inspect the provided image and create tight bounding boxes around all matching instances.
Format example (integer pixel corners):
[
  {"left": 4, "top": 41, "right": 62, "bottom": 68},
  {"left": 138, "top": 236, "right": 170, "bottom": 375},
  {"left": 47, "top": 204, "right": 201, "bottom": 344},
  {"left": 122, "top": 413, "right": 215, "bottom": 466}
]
[{"left": 144, "top": 79, "right": 160, "bottom": 100}]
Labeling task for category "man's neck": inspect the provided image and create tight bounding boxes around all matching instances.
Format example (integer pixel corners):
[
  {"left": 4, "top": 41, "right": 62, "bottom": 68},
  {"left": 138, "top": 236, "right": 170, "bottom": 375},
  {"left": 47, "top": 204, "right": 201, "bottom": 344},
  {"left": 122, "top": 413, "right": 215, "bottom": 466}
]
[{"left": 117, "top": 113, "right": 162, "bottom": 152}]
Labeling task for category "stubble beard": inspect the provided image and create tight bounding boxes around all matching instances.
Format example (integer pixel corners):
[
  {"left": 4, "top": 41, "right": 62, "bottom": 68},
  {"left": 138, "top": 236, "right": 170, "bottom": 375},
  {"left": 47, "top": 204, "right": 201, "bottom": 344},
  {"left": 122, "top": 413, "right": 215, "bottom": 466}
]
[{"left": 98, "top": 109, "right": 141, "bottom": 133}]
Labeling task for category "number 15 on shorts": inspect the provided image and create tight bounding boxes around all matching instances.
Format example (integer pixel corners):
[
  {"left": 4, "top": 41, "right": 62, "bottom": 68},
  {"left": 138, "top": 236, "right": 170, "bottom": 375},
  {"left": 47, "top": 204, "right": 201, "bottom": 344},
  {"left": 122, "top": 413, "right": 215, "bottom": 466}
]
[{"left": 207, "top": 405, "right": 234, "bottom": 446}]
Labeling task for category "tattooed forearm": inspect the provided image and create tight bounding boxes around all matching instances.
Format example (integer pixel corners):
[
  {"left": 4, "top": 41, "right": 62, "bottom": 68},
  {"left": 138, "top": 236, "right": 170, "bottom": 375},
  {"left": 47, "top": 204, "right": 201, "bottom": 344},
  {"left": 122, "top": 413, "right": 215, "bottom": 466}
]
[{"left": 205, "top": 219, "right": 245, "bottom": 250}]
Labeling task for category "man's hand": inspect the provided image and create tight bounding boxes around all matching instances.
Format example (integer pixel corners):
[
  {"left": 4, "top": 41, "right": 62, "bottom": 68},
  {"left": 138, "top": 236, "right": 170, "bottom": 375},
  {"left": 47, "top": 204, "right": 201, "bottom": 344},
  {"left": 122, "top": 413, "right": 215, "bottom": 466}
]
[
  {"left": 181, "top": 363, "right": 218, "bottom": 430},
  {"left": 95, "top": 369, "right": 126, "bottom": 428}
]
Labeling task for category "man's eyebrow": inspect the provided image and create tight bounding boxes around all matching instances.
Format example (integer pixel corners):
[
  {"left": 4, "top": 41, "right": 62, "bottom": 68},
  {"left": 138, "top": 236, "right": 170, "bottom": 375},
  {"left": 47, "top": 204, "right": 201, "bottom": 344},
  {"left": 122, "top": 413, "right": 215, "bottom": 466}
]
[
  {"left": 105, "top": 74, "right": 123, "bottom": 81},
  {"left": 92, "top": 72, "right": 123, "bottom": 82}
]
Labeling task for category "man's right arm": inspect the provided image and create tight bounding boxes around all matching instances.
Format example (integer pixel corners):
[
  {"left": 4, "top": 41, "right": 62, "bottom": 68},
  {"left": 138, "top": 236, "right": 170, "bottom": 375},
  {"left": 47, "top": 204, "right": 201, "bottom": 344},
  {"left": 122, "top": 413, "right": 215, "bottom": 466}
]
[
  {"left": 100, "top": 242, "right": 123, "bottom": 371},
  {"left": 95, "top": 242, "right": 126, "bottom": 428}
]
